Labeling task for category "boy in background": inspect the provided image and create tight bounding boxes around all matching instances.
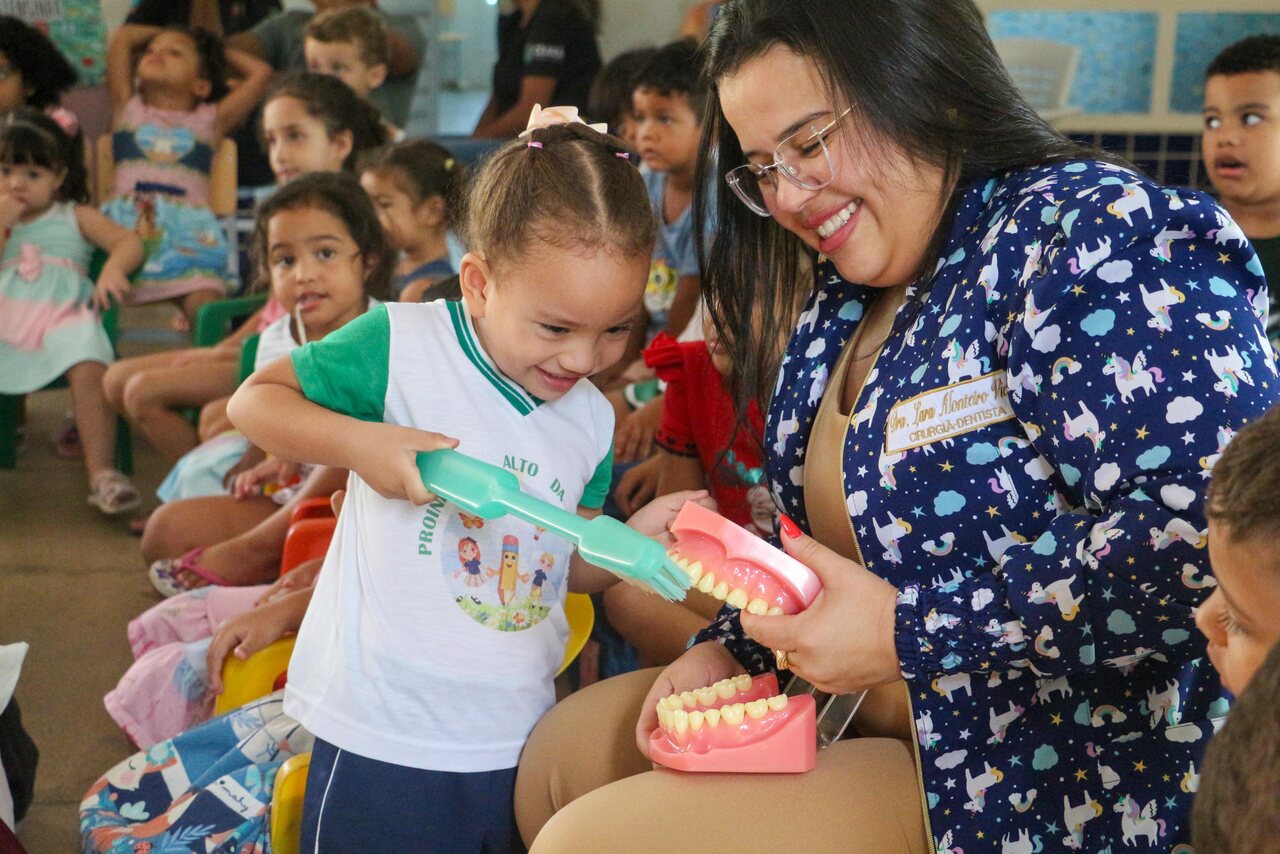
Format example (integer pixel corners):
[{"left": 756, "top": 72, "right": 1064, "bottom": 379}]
[
  {"left": 304, "top": 7, "right": 402, "bottom": 139},
  {"left": 1203, "top": 35, "right": 1280, "bottom": 334}
]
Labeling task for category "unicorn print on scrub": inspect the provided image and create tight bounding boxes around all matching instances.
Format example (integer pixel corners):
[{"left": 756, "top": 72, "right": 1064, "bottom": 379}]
[
  {"left": 442, "top": 510, "right": 569, "bottom": 632},
  {"left": 699, "top": 159, "right": 1274, "bottom": 850}
]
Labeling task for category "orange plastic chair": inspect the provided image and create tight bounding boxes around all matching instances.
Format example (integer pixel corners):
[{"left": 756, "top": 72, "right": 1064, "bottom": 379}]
[
  {"left": 279, "top": 517, "right": 337, "bottom": 576},
  {"left": 290, "top": 496, "right": 335, "bottom": 523}
]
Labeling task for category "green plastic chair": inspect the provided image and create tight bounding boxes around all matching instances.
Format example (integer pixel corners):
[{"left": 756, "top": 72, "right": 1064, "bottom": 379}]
[
  {"left": 0, "top": 253, "right": 133, "bottom": 472},
  {"left": 193, "top": 292, "right": 268, "bottom": 348}
]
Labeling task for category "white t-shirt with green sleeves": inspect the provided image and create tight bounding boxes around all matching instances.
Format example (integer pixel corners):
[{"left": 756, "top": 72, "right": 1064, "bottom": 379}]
[{"left": 283, "top": 300, "right": 614, "bottom": 772}]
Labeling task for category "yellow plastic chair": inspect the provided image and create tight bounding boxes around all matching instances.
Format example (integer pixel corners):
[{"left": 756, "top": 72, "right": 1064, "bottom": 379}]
[{"left": 236, "top": 593, "right": 596, "bottom": 854}]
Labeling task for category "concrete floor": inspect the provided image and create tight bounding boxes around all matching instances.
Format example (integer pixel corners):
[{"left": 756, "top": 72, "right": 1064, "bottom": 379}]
[{"left": 1, "top": 308, "right": 176, "bottom": 852}]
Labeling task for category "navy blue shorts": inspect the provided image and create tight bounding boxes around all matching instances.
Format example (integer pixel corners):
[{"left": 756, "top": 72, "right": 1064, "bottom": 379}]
[{"left": 300, "top": 737, "right": 524, "bottom": 853}]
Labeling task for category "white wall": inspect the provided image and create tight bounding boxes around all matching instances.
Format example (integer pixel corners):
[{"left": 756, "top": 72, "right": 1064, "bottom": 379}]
[{"left": 598, "top": 0, "right": 687, "bottom": 59}]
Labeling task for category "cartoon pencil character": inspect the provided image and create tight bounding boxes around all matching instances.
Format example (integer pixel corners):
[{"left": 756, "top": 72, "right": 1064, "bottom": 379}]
[
  {"left": 487, "top": 535, "right": 530, "bottom": 605},
  {"left": 454, "top": 537, "right": 485, "bottom": 587},
  {"left": 530, "top": 553, "right": 554, "bottom": 602}
]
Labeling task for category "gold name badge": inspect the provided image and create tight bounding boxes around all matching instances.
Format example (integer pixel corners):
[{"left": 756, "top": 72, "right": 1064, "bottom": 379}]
[{"left": 885, "top": 372, "right": 1016, "bottom": 454}]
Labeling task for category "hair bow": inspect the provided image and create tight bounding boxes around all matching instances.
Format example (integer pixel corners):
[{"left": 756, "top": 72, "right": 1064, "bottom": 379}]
[
  {"left": 519, "top": 104, "right": 608, "bottom": 139},
  {"left": 45, "top": 107, "right": 79, "bottom": 139},
  {"left": 16, "top": 244, "right": 44, "bottom": 282}
]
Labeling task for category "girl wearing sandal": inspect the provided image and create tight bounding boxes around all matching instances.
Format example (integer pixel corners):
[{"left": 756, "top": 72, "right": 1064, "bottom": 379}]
[{"left": 0, "top": 110, "right": 145, "bottom": 515}]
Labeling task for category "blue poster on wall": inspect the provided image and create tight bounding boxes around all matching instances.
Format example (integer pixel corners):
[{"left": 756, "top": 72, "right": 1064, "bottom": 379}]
[{"left": 1172, "top": 13, "right": 1280, "bottom": 114}]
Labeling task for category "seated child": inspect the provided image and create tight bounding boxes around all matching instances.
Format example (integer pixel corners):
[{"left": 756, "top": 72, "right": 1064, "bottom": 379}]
[
  {"left": 0, "top": 110, "right": 145, "bottom": 514},
  {"left": 358, "top": 140, "right": 461, "bottom": 301},
  {"left": 304, "top": 6, "right": 402, "bottom": 140},
  {"left": 103, "top": 25, "right": 272, "bottom": 326},
  {"left": 227, "top": 112, "right": 707, "bottom": 850},
  {"left": 144, "top": 172, "right": 391, "bottom": 596},
  {"left": 1191, "top": 402, "right": 1280, "bottom": 848},
  {"left": 105, "top": 72, "right": 388, "bottom": 471},
  {"left": 0, "top": 16, "right": 80, "bottom": 129},
  {"left": 1203, "top": 35, "right": 1280, "bottom": 335},
  {"left": 586, "top": 46, "right": 657, "bottom": 149}
]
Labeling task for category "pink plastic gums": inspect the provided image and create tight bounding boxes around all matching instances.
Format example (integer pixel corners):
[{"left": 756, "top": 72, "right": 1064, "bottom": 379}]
[
  {"left": 649, "top": 673, "right": 816, "bottom": 773},
  {"left": 668, "top": 501, "right": 822, "bottom": 615}
]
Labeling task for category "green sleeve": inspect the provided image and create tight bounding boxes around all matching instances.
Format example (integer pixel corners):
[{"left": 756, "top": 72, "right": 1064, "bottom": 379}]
[
  {"left": 579, "top": 441, "right": 614, "bottom": 509},
  {"left": 291, "top": 304, "right": 390, "bottom": 422}
]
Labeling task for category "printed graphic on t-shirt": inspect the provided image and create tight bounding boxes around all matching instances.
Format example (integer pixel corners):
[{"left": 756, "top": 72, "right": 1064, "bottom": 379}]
[
  {"left": 441, "top": 510, "right": 569, "bottom": 632},
  {"left": 645, "top": 258, "right": 677, "bottom": 317}
]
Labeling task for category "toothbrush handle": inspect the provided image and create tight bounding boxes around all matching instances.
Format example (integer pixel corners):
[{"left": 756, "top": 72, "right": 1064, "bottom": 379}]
[{"left": 497, "top": 490, "right": 589, "bottom": 542}]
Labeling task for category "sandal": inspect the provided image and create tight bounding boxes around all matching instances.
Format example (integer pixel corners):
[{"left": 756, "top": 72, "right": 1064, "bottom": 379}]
[
  {"left": 88, "top": 469, "right": 141, "bottom": 516},
  {"left": 54, "top": 418, "right": 82, "bottom": 458},
  {"left": 148, "top": 547, "right": 231, "bottom": 598}
]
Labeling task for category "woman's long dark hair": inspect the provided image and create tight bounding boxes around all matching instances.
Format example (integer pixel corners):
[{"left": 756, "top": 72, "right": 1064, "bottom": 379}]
[{"left": 694, "top": 0, "right": 1110, "bottom": 414}]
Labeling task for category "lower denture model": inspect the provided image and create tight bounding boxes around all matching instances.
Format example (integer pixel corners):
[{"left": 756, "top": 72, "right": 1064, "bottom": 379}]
[
  {"left": 650, "top": 503, "right": 824, "bottom": 773},
  {"left": 649, "top": 672, "right": 816, "bottom": 773}
]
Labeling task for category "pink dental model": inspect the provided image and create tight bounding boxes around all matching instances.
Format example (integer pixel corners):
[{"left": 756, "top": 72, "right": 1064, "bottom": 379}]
[
  {"left": 667, "top": 501, "right": 822, "bottom": 615},
  {"left": 648, "top": 672, "right": 817, "bottom": 773}
]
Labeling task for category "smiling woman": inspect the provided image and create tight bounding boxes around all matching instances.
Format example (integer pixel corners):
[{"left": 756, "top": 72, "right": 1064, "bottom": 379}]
[{"left": 513, "top": 1, "right": 1279, "bottom": 851}]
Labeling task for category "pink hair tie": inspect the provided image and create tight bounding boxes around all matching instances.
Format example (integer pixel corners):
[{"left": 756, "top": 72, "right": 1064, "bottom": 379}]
[
  {"left": 527, "top": 140, "right": 544, "bottom": 149},
  {"left": 616, "top": 151, "right": 631, "bottom": 161}
]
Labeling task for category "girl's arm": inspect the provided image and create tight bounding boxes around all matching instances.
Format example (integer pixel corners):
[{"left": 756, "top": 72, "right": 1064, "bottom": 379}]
[
  {"left": 213, "top": 47, "right": 273, "bottom": 138},
  {"left": 107, "top": 24, "right": 162, "bottom": 117},
  {"left": 76, "top": 205, "right": 144, "bottom": 310},
  {"left": 211, "top": 306, "right": 266, "bottom": 354},
  {"left": 206, "top": 584, "right": 314, "bottom": 695},
  {"left": 228, "top": 354, "right": 457, "bottom": 504}
]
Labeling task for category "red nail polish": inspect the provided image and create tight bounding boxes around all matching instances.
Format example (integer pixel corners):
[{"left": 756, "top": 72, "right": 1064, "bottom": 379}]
[{"left": 779, "top": 513, "right": 802, "bottom": 539}]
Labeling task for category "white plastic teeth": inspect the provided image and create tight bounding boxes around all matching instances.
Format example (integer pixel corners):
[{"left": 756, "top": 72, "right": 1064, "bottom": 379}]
[
  {"left": 654, "top": 676, "right": 791, "bottom": 734},
  {"left": 816, "top": 200, "right": 860, "bottom": 239},
  {"left": 667, "top": 552, "right": 785, "bottom": 616}
]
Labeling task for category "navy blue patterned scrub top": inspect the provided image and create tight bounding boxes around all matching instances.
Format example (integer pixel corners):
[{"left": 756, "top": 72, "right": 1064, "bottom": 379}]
[{"left": 695, "top": 160, "right": 1276, "bottom": 851}]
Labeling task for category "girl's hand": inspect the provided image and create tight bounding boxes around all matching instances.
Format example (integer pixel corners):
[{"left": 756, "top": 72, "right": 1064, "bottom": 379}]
[
  {"left": 614, "top": 395, "right": 664, "bottom": 462},
  {"left": 350, "top": 423, "right": 459, "bottom": 505},
  {"left": 615, "top": 455, "right": 662, "bottom": 517},
  {"left": 231, "top": 456, "right": 300, "bottom": 500},
  {"left": 255, "top": 557, "right": 323, "bottom": 606},
  {"left": 206, "top": 594, "right": 301, "bottom": 695},
  {"left": 221, "top": 445, "right": 267, "bottom": 490},
  {"left": 635, "top": 641, "right": 744, "bottom": 758},
  {"left": 626, "top": 489, "right": 714, "bottom": 548},
  {"left": 93, "top": 268, "right": 132, "bottom": 311},
  {"left": 0, "top": 193, "right": 22, "bottom": 231},
  {"left": 739, "top": 519, "right": 902, "bottom": 695}
]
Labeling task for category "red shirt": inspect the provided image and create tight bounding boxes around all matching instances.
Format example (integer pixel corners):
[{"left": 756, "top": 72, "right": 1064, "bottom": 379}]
[{"left": 644, "top": 333, "right": 773, "bottom": 537}]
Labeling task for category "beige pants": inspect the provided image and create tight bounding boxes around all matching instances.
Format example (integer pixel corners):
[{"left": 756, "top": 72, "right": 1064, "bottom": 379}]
[{"left": 516, "top": 668, "right": 929, "bottom": 852}]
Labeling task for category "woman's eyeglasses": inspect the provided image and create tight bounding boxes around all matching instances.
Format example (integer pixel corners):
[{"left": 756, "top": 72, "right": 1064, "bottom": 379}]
[{"left": 725, "top": 107, "right": 852, "bottom": 217}]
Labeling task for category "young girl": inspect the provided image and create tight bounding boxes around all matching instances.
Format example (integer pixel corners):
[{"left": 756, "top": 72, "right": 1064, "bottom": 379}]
[
  {"left": 0, "top": 16, "right": 80, "bottom": 127},
  {"left": 227, "top": 114, "right": 702, "bottom": 851},
  {"left": 103, "top": 72, "right": 389, "bottom": 469},
  {"left": 358, "top": 139, "right": 460, "bottom": 302},
  {"left": 143, "top": 172, "right": 391, "bottom": 596},
  {"left": 103, "top": 24, "right": 271, "bottom": 325},
  {"left": 0, "top": 109, "right": 145, "bottom": 513}
]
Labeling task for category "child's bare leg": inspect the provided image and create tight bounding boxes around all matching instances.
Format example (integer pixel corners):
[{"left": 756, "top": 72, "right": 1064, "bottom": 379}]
[
  {"left": 65, "top": 361, "right": 116, "bottom": 482},
  {"left": 141, "top": 493, "right": 279, "bottom": 564},
  {"left": 142, "top": 465, "right": 349, "bottom": 586},
  {"left": 180, "top": 289, "right": 225, "bottom": 329},
  {"left": 601, "top": 584, "right": 724, "bottom": 667},
  {"left": 104, "top": 350, "right": 188, "bottom": 414},
  {"left": 122, "top": 361, "right": 237, "bottom": 461},
  {"left": 198, "top": 396, "right": 233, "bottom": 442}
]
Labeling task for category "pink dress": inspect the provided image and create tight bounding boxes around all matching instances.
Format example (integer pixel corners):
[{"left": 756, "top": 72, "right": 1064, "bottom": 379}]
[{"left": 101, "top": 96, "right": 231, "bottom": 304}]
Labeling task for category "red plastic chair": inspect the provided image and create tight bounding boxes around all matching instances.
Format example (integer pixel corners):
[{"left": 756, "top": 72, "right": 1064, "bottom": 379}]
[
  {"left": 289, "top": 496, "right": 335, "bottom": 523},
  {"left": 279, "top": 516, "right": 337, "bottom": 575}
]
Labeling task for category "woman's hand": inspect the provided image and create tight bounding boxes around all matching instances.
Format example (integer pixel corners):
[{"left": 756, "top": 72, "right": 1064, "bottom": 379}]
[
  {"left": 349, "top": 422, "right": 459, "bottom": 505},
  {"left": 635, "top": 641, "right": 744, "bottom": 758},
  {"left": 739, "top": 519, "right": 902, "bottom": 695},
  {"left": 93, "top": 267, "right": 132, "bottom": 311},
  {"left": 230, "top": 456, "right": 300, "bottom": 499},
  {"left": 626, "top": 489, "right": 714, "bottom": 548}
]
